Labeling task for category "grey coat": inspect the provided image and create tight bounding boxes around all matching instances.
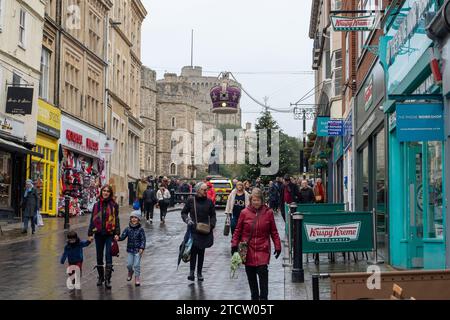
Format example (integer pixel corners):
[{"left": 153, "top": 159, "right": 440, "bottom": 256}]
[{"left": 22, "top": 188, "right": 39, "bottom": 217}]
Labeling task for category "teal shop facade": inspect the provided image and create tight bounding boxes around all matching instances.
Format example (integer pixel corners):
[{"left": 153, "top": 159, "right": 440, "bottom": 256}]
[{"left": 380, "top": 0, "right": 446, "bottom": 269}]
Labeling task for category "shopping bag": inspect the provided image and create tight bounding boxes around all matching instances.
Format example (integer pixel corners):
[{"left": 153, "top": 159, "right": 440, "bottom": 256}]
[
  {"left": 223, "top": 214, "right": 231, "bottom": 236},
  {"left": 36, "top": 211, "right": 44, "bottom": 227}
]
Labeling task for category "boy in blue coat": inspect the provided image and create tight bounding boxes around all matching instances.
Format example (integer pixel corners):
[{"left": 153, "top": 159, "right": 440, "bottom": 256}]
[
  {"left": 119, "top": 211, "right": 146, "bottom": 286},
  {"left": 60, "top": 231, "right": 91, "bottom": 285}
]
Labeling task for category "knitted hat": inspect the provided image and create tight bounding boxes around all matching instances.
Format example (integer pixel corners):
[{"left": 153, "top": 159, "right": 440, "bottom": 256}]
[{"left": 130, "top": 210, "right": 141, "bottom": 221}]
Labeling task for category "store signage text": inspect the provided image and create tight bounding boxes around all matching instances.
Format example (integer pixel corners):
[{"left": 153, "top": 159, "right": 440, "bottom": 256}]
[
  {"left": 66, "top": 130, "right": 99, "bottom": 152},
  {"left": 387, "top": 0, "right": 433, "bottom": 66},
  {"left": 5, "top": 87, "right": 34, "bottom": 115},
  {"left": 331, "top": 15, "right": 376, "bottom": 32},
  {"left": 305, "top": 222, "right": 361, "bottom": 243},
  {"left": 396, "top": 103, "right": 444, "bottom": 142},
  {"left": 328, "top": 120, "right": 344, "bottom": 136}
]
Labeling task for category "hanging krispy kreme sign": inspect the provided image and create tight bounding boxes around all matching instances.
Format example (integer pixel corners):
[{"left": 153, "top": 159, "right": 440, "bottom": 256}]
[
  {"left": 331, "top": 15, "right": 376, "bottom": 31},
  {"left": 305, "top": 222, "right": 361, "bottom": 243}
]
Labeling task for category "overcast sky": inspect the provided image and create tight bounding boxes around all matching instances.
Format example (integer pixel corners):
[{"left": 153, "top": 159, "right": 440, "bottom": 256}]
[{"left": 140, "top": 0, "right": 314, "bottom": 138}]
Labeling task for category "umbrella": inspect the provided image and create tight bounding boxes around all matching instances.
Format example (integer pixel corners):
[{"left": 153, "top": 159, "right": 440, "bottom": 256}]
[{"left": 177, "top": 226, "right": 193, "bottom": 270}]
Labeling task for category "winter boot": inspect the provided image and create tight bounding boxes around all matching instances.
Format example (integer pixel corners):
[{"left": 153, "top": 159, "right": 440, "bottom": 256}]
[
  {"left": 96, "top": 265, "right": 105, "bottom": 286},
  {"left": 197, "top": 273, "right": 204, "bottom": 282},
  {"left": 187, "top": 270, "right": 195, "bottom": 281},
  {"left": 127, "top": 270, "right": 134, "bottom": 282},
  {"left": 135, "top": 276, "right": 141, "bottom": 287},
  {"left": 105, "top": 265, "right": 113, "bottom": 290}
]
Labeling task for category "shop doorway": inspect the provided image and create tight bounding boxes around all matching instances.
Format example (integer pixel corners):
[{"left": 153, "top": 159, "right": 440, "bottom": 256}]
[{"left": 406, "top": 142, "right": 424, "bottom": 269}]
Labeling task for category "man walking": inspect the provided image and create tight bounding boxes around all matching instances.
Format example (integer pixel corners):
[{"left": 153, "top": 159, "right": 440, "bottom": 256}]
[
  {"left": 279, "top": 175, "right": 299, "bottom": 222},
  {"left": 137, "top": 177, "right": 148, "bottom": 211},
  {"left": 298, "top": 180, "right": 315, "bottom": 204}
]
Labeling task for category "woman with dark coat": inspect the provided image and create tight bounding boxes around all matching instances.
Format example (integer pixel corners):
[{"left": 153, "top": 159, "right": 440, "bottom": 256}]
[
  {"left": 88, "top": 185, "right": 120, "bottom": 289},
  {"left": 22, "top": 179, "right": 39, "bottom": 234},
  {"left": 231, "top": 188, "right": 282, "bottom": 300},
  {"left": 181, "top": 183, "right": 217, "bottom": 282}
]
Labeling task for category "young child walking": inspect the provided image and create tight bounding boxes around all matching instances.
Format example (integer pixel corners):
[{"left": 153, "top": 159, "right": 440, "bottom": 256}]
[
  {"left": 60, "top": 231, "right": 91, "bottom": 287},
  {"left": 119, "top": 210, "right": 146, "bottom": 286}
]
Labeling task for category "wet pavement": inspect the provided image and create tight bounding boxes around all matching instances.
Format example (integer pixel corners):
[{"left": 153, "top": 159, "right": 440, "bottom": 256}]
[
  {"left": 0, "top": 208, "right": 286, "bottom": 300},
  {"left": 0, "top": 206, "right": 393, "bottom": 300}
]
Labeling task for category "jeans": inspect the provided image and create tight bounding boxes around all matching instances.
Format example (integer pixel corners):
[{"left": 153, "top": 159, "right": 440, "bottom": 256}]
[
  {"left": 190, "top": 246, "right": 205, "bottom": 274},
  {"left": 23, "top": 216, "right": 36, "bottom": 232},
  {"left": 95, "top": 234, "right": 113, "bottom": 266},
  {"left": 245, "top": 265, "right": 269, "bottom": 300},
  {"left": 127, "top": 253, "right": 142, "bottom": 277},
  {"left": 159, "top": 201, "right": 168, "bottom": 220},
  {"left": 144, "top": 202, "right": 154, "bottom": 220}
]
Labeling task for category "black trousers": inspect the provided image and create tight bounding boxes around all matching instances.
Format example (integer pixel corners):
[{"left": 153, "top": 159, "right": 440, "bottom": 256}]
[
  {"left": 144, "top": 202, "right": 154, "bottom": 220},
  {"left": 159, "top": 201, "right": 168, "bottom": 220},
  {"left": 245, "top": 265, "right": 269, "bottom": 300},
  {"left": 280, "top": 202, "right": 286, "bottom": 222},
  {"left": 95, "top": 234, "right": 113, "bottom": 266},
  {"left": 190, "top": 246, "right": 205, "bottom": 274}
]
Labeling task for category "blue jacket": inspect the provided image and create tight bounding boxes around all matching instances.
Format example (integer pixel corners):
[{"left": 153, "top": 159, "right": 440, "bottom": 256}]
[
  {"left": 60, "top": 240, "right": 91, "bottom": 264},
  {"left": 119, "top": 223, "right": 146, "bottom": 254}
]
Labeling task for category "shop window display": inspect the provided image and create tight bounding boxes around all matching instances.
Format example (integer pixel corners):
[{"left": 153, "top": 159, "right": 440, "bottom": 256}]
[
  {"left": 0, "top": 152, "right": 11, "bottom": 208},
  {"left": 59, "top": 148, "right": 105, "bottom": 217},
  {"left": 427, "top": 142, "right": 443, "bottom": 239}
]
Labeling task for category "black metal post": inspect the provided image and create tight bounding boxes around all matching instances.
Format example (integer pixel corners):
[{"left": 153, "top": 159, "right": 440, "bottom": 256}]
[
  {"left": 312, "top": 275, "right": 320, "bottom": 300},
  {"left": 64, "top": 195, "right": 70, "bottom": 229},
  {"left": 291, "top": 204, "right": 304, "bottom": 283},
  {"left": 303, "top": 110, "right": 307, "bottom": 179}
]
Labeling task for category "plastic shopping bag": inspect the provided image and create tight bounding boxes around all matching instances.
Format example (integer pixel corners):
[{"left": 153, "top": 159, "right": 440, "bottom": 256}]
[{"left": 36, "top": 211, "right": 44, "bottom": 227}]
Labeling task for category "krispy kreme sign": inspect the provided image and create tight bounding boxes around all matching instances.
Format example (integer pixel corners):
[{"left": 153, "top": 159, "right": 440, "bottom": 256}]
[
  {"left": 331, "top": 15, "right": 376, "bottom": 31},
  {"left": 305, "top": 222, "right": 361, "bottom": 243}
]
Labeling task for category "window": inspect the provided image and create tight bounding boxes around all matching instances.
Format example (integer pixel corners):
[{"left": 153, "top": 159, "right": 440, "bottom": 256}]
[
  {"left": 171, "top": 117, "right": 176, "bottom": 128},
  {"left": 19, "top": 9, "right": 26, "bottom": 47},
  {"left": 171, "top": 139, "right": 177, "bottom": 150},
  {"left": 170, "top": 163, "right": 176, "bottom": 175},
  {"left": 39, "top": 48, "right": 51, "bottom": 100},
  {"left": 0, "top": 0, "right": 3, "bottom": 31},
  {"left": 13, "top": 72, "right": 21, "bottom": 85},
  {"left": 358, "top": 0, "right": 379, "bottom": 57},
  {"left": 427, "top": 142, "right": 443, "bottom": 239},
  {"left": 0, "top": 151, "right": 12, "bottom": 208}
]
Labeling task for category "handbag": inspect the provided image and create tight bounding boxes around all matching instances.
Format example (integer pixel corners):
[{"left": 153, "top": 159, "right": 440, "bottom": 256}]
[
  {"left": 111, "top": 239, "right": 120, "bottom": 257},
  {"left": 238, "top": 213, "right": 259, "bottom": 264},
  {"left": 223, "top": 214, "right": 231, "bottom": 236},
  {"left": 193, "top": 198, "right": 211, "bottom": 235},
  {"left": 36, "top": 211, "right": 44, "bottom": 227}
]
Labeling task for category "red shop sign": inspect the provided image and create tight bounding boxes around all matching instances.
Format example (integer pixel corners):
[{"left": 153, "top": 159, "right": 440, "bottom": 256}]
[
  {"left": 66, "top": 130, "right": 83, "bottom": 145},
  {"left": 86, "top": 138, "right": 99, "bottom": 151}
]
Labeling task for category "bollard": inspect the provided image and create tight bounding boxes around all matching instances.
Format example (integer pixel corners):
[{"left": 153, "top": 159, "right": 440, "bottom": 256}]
[
  {"left": 312, "top": 273, "right": 331, "bottom": 300},
  {"left": 64, "top": 195, "right": 70, "bottom": 230},
  {"left": 292, "top": 204, "right": 304, "bottom": 283}
]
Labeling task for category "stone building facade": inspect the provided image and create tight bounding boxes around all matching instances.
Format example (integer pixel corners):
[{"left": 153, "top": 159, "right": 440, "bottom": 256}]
[
  {"left": 140, "top": 66, "right": 157, "bottom": 178},
  {"left": 155, "top": 73, "right": 199, "bottom": 178},
  {"left": 107, "top": 0, "right": 146, "bottom": 205}
]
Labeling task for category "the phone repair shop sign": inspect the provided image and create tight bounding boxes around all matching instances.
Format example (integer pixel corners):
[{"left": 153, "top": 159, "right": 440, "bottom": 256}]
[{"left": 5, "top": 87, "right": 34, "bottom": 115}]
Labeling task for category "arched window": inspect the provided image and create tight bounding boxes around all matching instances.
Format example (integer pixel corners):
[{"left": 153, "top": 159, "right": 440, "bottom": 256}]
[
  {"left": 171, "top": 117, "right": 176, "bottom": 128},
  {"left": 171, "top": 139, "right": 177, "bottom": 150},
  {"left": 170, "top": 163, "right": 176, "bottom": 175}
]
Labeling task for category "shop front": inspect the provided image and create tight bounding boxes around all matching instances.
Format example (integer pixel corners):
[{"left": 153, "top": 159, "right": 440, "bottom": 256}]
[
  {"left": 355, "top": 58, "right": 388, "bottom": 261},
  {"left": 60, "top": 115, "right": 107, "bottom": 217},
  {"left": 380, "top": 0, "right": 445, "bottom": 269},
  {"left": 343, "top": 107, "right": 354, "bottom": 211},
  {"left": 333, "top": 136, "right": 344, "bottom": 203},
  {"left": 0, "top": 114, "right": 43, "bottom": 220},
  {"left": 28, "top": 99, "right": 61, "bottom": 217}
]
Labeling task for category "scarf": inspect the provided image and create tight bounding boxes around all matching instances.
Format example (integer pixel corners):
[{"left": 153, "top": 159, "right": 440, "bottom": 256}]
[{"left": 92, "top": 199, "right": 116, "bottom": 235}]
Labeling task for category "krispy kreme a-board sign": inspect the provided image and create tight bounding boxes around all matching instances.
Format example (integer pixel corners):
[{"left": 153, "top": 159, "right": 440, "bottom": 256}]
[
  {"left": 305, "top": 222, "right": 361, "bottom": 243},
  {"left": 331, "top": 15, "right": 376, "bottom": 31}
]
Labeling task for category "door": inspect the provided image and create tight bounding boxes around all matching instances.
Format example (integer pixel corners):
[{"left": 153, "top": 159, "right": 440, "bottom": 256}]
[{"left": 405, "top": 142, "right": 424, "bottom": 269}]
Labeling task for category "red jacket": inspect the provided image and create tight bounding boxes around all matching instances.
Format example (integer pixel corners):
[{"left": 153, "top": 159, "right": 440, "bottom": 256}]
[
  {"left": 231, "top": 205, "right": 282, "bottom": 267},
  {"left": 207, "top": 182, "right": 216, "bottom": 205}
]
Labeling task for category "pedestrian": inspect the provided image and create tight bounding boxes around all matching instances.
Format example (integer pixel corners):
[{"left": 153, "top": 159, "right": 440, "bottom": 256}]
[
  {"left": 243, "top": 180, "right": 252, "bottom": 194},
  {"left": 142, "top": 185, "right": 157, "bottom": 224},
  {"left": 88, "top": 185, "right": 120, "bottom": 290},
  {"left": 225, "top": 181, "right": 250, "bottom": 235},
  {"left": 231, "top": 188, "right": 282, "bottom": 301},
  {"left": 21, "top": 179, "right": 39, "bottom": 234},
  {"left": 268, "top": 181, "right": 280, "bottom": 212},
  {"left": 279, "top": 175, "right": 300, "bottom": 222},
  {"left": 299, "top": 180, "right": 315, "bottom": 204},
  {"left": 60, "top": 231, "right": 91, "bottom": 284},
  {"left": 313, "top": 178, "right": 326, "bottom": 203},
  {"left": 156, "top": 184, "right": 171, "bottom": 224},
  {"left": 118, "top": 210, "right": 146, "bottom": 286},
  {"left": 181, "top": 183, "right": 217, "bottom": 282},
  {"left": 206, "top": 181, "right": 216, "bottom": 205},
  {"left": 137, "top": 177, "right": 148, "bottom": 211}
]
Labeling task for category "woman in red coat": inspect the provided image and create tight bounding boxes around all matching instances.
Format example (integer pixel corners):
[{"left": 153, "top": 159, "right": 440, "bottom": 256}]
[
  {"left": 206, "top": 181, "right": 216, "bottom": 205},
  {"left": 231, "top": 188, "right": 282, "bottom": 300}
]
